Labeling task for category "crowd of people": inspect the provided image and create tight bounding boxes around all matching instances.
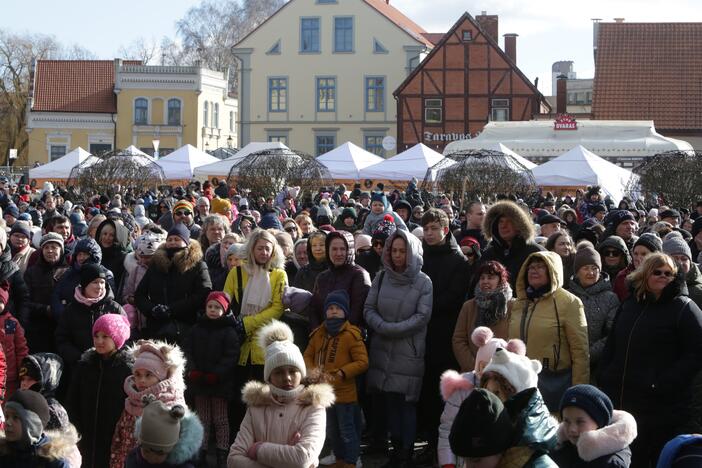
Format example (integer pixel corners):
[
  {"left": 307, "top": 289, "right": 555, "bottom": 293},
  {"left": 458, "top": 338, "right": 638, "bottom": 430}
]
[{"left": 0, "top": 177, "right": 699, "bottom": 467}]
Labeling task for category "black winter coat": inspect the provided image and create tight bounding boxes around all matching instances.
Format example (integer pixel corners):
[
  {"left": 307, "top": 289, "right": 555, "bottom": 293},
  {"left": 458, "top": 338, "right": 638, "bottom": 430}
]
[
  {"left": 135, "top": 241, "right": 212, "bottom": 344},
  {"left": 0, "top": 245, "right": 30, "bottom": 328},
  {"left": 67, "top": 348, "right": 133, "bottom": 468},
  {"left": 481, "top": 236, "right": 544, "bottom": 290},
  {"left": 421, "top": 231, "right": 470, "bottom": 367},
  {"left": 552, "top": 441, "right": 631, "bottom": 468},
  {"left": 291, "top": 236, "right": 329, "bottom": 292},
  {"left": 599, "top": 272, "right": 702, "bottom": 429},
  {"left": 356, "top": 249, "right": 382, "bottom": 281},
  {"left": 23, "top": 255, "right": 69, "bottom": 352},
  {"left": 204, "top": 243, "right": 228, "bottom": 291},
  {"left": 183, "top": 314, "right": 240, "bottom": 398},
  {"left": 55, "top": 288, "right": 126, "bottom": 368}
]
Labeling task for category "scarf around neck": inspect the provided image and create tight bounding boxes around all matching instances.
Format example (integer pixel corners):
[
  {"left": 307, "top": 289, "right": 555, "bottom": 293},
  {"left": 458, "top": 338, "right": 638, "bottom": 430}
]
[
  {"left": 270, "top": 384, "right": 304, "bottom": 404},
  {"left": 474, "top": 282, "right": 512, "bottom": 327},
  {"left": 241, "top": 263, "right": 272, "bottom": 316},
  {"left": 123, "top": 375, "right": 186, "bottom": 417},
  {"left": 73, "top": 285, "right": 105, "bottom": 306}
]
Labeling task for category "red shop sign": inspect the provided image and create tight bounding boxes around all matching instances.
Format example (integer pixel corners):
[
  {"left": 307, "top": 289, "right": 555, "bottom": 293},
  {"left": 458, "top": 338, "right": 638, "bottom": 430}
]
[{"left": 554, "top": 114, "right": 577, "bottom": 131}]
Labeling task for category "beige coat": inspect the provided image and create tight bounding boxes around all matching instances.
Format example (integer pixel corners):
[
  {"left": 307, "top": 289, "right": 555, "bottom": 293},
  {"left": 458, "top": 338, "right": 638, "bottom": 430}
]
[
  {"left": 228, "top": 381, "right": 335, "bottom": 468},
  {"left": 509, "top": 251, "right": 590, "bottom": 385}
]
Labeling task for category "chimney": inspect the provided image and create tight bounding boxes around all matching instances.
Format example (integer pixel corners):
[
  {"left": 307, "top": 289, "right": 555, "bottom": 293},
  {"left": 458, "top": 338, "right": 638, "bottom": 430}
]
[
  {"left": 476, "top": 11, "right": 499, "bottom": 42},
  {"left": 504, "top": 33, "right": 518, "bottom": 64},
  {"left": 592, "top": 18, "right": 601, "bottom": 62},
  {"left": 556, "top": 74, "right": 568, "bottom": 114},
  {"left": 613, "top": 17, "right": 625, "bottom": 23}
]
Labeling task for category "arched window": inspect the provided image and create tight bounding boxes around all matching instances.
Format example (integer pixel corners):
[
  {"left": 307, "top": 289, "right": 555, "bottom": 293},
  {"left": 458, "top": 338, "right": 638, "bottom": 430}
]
[
  {"left": 214, "top": 103, "right": 219, "bottom": 128},
  {"left": 203, "top": 101, "right": 209, "bottom": 127},
  {"left": 167, "top": 99, "right": 181, "bottom": 125},
  {"left": 134, "top": 98, "right": 148, "bottom": 124}
]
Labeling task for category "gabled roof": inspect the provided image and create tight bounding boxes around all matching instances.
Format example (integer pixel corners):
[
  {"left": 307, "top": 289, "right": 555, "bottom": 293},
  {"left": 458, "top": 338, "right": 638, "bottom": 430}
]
[
  {"left": 362, "top": 0, "right": 433, "bottom": 47},
  {"left": 421, "top": 32, "right": 446, "bottom": 46},
  {"left": 32, "top": 60, "right": 140, "bottom": 113},
  {"left": 234, "top": 0, "right": 431, "bottom": 49},
  {"left": 592, "top": 22, "right": 702, "bottom": 131},
  {"left": 393, "top": 11, "right": 546, "bottom": 107}
]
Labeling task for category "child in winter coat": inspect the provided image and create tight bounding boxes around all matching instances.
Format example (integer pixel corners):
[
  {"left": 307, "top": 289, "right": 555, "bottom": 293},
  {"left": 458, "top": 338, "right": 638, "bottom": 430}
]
[
  {"left": 304, "top": 290, "right": 369, "bottom": 468},
  {"left": 362, "top": 192, "right": 408, "bottom": 235},
  {"left": 125, "top": 399, "right": 204, "bottom": 468},
  {"left": 0, "top": 389, "right": 77, "bottom": 467},
  {"left": 438, "top": 327, "right": 524, "bottom": 468},
  {"left": 67, "top": 313, "right": 133, "bottom": 468},
  {"left": 552, "top": 385, "right": 637, "bottom": 467},
  {"left": 0, "top": 285, "right": 29, "bottom": 397},
  {"left": 184, "top": 291, "right": 240, "bottom": 467},
  {"left": 111, "top": 338, "right": 188, "bottom": 468},
  {"left": 228, "top": 320, "right": 335, "bottom": 468},
  {"left": 19, "top": 353, "right": 70, "bottom": 430}
]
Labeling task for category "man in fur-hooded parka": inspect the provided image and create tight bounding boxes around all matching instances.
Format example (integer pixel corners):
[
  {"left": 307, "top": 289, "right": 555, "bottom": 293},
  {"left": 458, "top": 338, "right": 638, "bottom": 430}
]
[
  {"left": 481, "top": 201, "right": 544, "bottom": 289},
  {"left": 134, "top": 240, "right": 212, "bottom": 344}
]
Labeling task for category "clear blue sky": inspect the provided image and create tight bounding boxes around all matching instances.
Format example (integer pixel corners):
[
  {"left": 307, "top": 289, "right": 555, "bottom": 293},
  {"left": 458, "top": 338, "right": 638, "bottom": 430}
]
[{"left": 3, "top": 0, "right": 701, "bottom": 96}]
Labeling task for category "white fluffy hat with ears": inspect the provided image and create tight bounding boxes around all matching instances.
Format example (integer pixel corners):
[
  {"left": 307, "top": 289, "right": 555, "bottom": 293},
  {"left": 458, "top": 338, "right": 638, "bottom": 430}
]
[
  {"left": 258, "top": 320, "right": 306, "bottom": 382},
  {"left": 482, "top": 346, "right": 542, "bottom": 393}
]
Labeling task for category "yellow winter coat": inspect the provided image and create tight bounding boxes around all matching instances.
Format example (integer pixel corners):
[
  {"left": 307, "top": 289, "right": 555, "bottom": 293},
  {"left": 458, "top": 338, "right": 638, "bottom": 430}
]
[
  {"left": 509, "top": 251, "right": 590, "bottom": 385},
  {"left": 223, "top": 266, "right": 287, "bottom": 365}
]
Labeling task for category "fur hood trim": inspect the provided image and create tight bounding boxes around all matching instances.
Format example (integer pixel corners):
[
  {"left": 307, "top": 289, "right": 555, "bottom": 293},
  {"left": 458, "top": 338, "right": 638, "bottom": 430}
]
[
  {"left": 150, "top": 240, "right": 204, "bottom": 274},
  {"left": 439, "top": 370, "right": 475, "bottom": 401},
  {"left": 557, "top": 410, "right": 637, "bottom": 462},
  {"left": 133, "top": 407, "right": 204, "bottom": 465},
  {"left": 123, "top": 251, "right": 139, "bottom": 275},
  {"left": 483, "top": 201, "right": 535, "bottom": 243},
  {"left": 241, "top": 381, "right": 335, "bottom": 408},
  {"left": 78, "top": 347, "right": 133, "bottom": 366},
  {"left": 127, "top": 339, "right": 186, "bottom": 380},
  {"left": 0, "top": 424, "right": 80, "bottom": 459}
]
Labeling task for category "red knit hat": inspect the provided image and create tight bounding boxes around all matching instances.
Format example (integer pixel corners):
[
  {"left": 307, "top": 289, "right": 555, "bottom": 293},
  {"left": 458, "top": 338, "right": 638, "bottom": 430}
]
[{"left": 206, "top": 291, "right": 230, "bottom": 313}]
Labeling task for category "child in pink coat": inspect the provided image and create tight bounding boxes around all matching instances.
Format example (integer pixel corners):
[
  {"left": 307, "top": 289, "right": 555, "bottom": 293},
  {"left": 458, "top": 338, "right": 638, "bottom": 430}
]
[
  {"left": 227, "top": 320, "right": 335, "bottom": 468},
  {"left": 0, "top": 285, "right": 29, "bottom": 397}
]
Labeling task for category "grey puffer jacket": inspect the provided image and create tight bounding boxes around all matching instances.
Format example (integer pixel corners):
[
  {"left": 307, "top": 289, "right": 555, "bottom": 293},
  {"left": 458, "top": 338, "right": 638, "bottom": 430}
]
[
  {"left": 567, "top": 274, "right": 620, "bottom": 371},
  {"left": 364, "top": 229, "right": 433, "bottom": 402}
]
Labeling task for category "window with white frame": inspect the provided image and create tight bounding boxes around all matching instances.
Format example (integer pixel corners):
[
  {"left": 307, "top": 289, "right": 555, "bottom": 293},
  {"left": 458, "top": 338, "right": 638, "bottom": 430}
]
[
  {"left": 134, "top": 98, "right": 148, "bottom": 125},
  {"left": 229, "top": 111, "right": 234, "bottom": 132},
  {"left": 424, "top": 99, "right": 443, "bottom": 124},
  {"left": 214, "top": 103, "right": 220, "bottom": 128},
  {"left": 203, "top": 101, "right": 209, "bottom": 127},
  {"left": 50, "top": 145, "right": 67, "bottom": 162},
  {"left": 491, "top": 99, "right": 510, "bottom": 121}
]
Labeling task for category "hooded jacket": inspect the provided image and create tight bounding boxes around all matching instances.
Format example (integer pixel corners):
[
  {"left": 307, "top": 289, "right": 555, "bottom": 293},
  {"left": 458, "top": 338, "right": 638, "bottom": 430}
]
[
  {"left": 55, "top": 283, "right": 125, "bottom": 368},
  {"left": 0, "top": 305, "right": 28, "bottom": 395},
  {"left": 67, "top": 348, "right": 133, "bottom": 468},
  {"left": 509, "top": 251, "right": 590, "bottom": 386},
  {"left": 599, "top": 269, "right": 702, "bottom": 429},
  {"left": 502, "top": 388, "right": 559, "bottom": 467},
  {"left": 552, "top": 410, "right": 636, "bottom": 468},
  {"left": 51, "top": 238, "right": 116, "bottom": 319},
  {"left": 596, "top": 236, "right": 631, "bottom": 281},
  {"left": 24, "top": 245, "right": 68, "bottom": 353},
  {"left": 95, "top": 218, "right": 129, "bottom": 296},
  {"left": 134, "top": 241, "right": 212, "bottom": 345},
  {"left": 363, "top": 229, "right": 433, "bottom": 402},
  {"left": 685, "top": 262, "right": 702, "bottom": 308},
  {"left": 23, "top": 353, "right": 69, "bottom": 430},
  {"left": 0, "top": 429, "right": 78, "bottom": 468},
  {"left": 361, "top": 201, "right": 408, "bottom": 235},
  {"left": 566, "top": 274, "right": 620, "bottom": 371},
  {"left": 0, "top": 244, "right": 31, "bottom": 328},
  {"left": 204, "top": 242, "right": 228, "bottom": 291},
  {"left": 308, "top": 231, "right": 371, "bottom": 329},
  {"left": 421, "top": 230, "right": 471, "bottom": 368},
  {"left": 228, "top": 381, "right": 335, "bottom": 468},
  {"left": 133, "top": 204, "right": 150, "bottom": 229},
  {"left": 481, "top": 201, "right": 545, "bottom": 289}
]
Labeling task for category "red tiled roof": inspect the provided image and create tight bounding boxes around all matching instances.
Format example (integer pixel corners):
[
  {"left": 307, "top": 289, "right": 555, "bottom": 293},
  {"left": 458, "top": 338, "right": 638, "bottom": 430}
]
[
  {"left": 363, "top": 0, "right": 433, "bottom": 47},
  {"left": 32, "top": 60, "right": 139, "bottom": 113},
  {"left": 592, "top": 22, "right": 702, "bottom": 130},
  {"left": 421, "top": 33, "right": 446, "bottom": 46}
]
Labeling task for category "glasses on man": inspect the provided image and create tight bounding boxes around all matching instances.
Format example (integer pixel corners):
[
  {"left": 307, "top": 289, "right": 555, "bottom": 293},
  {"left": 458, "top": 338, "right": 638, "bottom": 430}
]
[
  {"left": 602, "top": 250, "right": 622, "bottom": 258},
  {"left": 652, "top": 269, "right": 674, "bottom": 278},
  {"left": 174, "top": 210, "right": 192, "bottom": 217}
]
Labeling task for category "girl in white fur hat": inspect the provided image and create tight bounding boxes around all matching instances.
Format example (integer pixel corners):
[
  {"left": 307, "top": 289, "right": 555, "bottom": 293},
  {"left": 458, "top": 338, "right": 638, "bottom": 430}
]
[{"left": 227, "top": 320, "right": 334, "bottom": 468}]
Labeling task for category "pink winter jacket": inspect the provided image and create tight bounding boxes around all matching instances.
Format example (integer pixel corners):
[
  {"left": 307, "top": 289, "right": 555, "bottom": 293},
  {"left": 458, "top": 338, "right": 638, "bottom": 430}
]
[
  {"left": 228, "top": 381, "right": 335, "bottom": 468},
  {"left": 0, "top": 311, "right": 29, "bottom": 396},
  {"left": 438, "top": 370, "right": 477, "bottom": 467}
]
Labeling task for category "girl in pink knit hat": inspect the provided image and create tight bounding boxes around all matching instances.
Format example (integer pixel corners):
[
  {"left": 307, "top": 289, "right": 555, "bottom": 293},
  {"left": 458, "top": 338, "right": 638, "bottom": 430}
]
[{"left": 109, "top": 339, "right": 187, "bottom": 468}]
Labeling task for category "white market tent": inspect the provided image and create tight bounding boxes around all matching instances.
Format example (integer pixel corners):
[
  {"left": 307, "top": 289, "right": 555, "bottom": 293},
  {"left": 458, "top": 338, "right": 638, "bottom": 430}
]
[
  {"left": 531, "top": 145, "right": 637, "bottom": 202},
  {"left": 156, "top": 144, "right": 220, "bottom": 180},
  {"left": 479, "top": 143, "right": 537, "bottom": 169},
  {"left": 193, "top": 141, "right": 289, "bottom": 178},
  {"left": 444, "top": 120, "right": 693, "bottom": 162},
  {"left": 317, "top": 142, "right": 384, "bottom": 180},
  {"left": 29, "top": 147, "right": 99, "bottom": 180},
  {"left": 123, "top": 145, "right": 155, "bottom": 159},
  {"left": 359, "top": 143, "right": 455, "bottom": 181}
]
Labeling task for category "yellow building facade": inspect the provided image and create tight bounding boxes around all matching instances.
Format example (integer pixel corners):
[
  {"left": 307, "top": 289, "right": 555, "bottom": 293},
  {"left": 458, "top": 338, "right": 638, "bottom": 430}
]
[
  {"left": 233, "top": 0, "right": 433, "bottom": 158},
  {"left": 26, "top": 59, "right": 237, "bottom": 166}
]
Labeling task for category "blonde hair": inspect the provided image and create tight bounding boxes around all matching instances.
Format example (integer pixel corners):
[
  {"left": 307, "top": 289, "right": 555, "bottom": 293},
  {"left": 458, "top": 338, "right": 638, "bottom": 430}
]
[
  {"left": 283, "top": 218, "right": 302, "bottom": 238},
  {"left": 295, "top": 214, "right": 317, "bottom": 232},
  {"left": 245, "top": 228, "right": 284, "bottom": 271},
  {"left": 627, "top": 252, "right": 677, "bottom": 302}
]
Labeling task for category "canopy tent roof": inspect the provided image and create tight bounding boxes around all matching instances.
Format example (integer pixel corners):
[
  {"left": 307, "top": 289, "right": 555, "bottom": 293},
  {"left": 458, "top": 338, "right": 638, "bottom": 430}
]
[
  {"left": 317, "top": 142, "right": 385, "bottom": 179},
  {"left": 359, "top": 143, "right": 453, "bottom": 181},
  {"left": 444, "top": 120, "right": 693, "bottom": 158},
  {"left": 193, "top": 141, "right": 289, "bottom": 177},
  {"left": 476, "top": 143, "right": 537, "bottom": 169},
  {"left": 531, "top": 145, "right": 636, "bottom": 202},
  {"left": 156, "top": 144, "right": 220, "bottom": 180},
  {"left": 29, "top": 147, "right": 99, "bottom": 179},
  {"left": 123, "top": 145, "right": 155, "bottom": 159}
]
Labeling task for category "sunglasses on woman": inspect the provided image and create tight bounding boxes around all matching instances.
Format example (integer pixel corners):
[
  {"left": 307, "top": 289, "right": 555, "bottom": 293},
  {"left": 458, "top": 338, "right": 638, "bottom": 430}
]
[
  {"left": 603, "top": 250, "right": 622, "bottom": 257},
  {"left": 285, "top": 227, "right": 297, "bottom": 233},
  {"left": 174, "top": 210, "right": 192, "bottom": 216},
  {"left": 652, "top": 269, "right": 674, "bottom": 278}
]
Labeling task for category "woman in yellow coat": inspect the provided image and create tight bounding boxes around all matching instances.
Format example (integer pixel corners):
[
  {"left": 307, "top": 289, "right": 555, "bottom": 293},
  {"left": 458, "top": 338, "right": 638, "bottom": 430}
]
[{"left": 509, "top": 250, "right": 590, "bottom": 411}]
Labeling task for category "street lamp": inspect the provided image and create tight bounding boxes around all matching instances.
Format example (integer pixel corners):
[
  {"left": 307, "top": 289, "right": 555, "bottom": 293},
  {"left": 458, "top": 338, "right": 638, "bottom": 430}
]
[
  {"left": 205, "top": 141, "right": 210, "bottom": 153},
  {"left": 227, "top": 135, "right": 233, "bottom": 149},
  {"left": 152, "top": 139, "right": 160, "bottom": 159}
]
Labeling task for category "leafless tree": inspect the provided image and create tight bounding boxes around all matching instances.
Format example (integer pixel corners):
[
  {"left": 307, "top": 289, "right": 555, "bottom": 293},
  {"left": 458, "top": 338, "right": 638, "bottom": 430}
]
[
  {"left": 118, "top": 37, "right": 160, "bottom": 65},
  {"left": 629, "top": 150, "right": 702, "bottom": 209}
]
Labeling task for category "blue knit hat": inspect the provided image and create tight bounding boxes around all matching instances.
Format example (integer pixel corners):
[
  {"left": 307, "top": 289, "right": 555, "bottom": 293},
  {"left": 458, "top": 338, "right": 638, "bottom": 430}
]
[
  {"left": 560, "top": 384, "right": 613, "bottom": 428},
  {"left": 370, "top": 192, "right": 387, "bottom": 208},
  {"left": 168, "top": 223, "right": 191, "bottom": 245},
  {"left": 324, "top": 290, "right": 350, "bottom": 319}
]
